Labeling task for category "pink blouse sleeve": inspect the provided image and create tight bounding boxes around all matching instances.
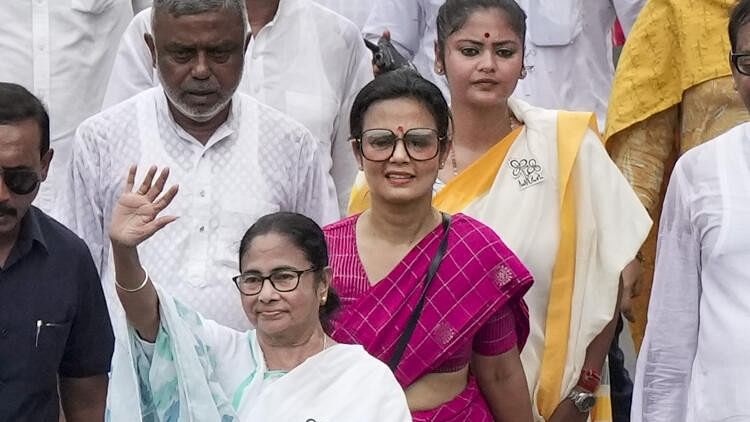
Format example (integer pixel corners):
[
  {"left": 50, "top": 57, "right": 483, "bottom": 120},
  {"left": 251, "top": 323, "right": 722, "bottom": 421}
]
[{"left": 472, "top": 304, "right": 517, "bottom": 356}]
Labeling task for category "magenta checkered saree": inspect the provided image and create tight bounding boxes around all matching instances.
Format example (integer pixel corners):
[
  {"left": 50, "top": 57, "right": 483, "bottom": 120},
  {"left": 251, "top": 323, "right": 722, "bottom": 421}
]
[{"left": 324, "top": 213, "right": 533, "bottom": 421}]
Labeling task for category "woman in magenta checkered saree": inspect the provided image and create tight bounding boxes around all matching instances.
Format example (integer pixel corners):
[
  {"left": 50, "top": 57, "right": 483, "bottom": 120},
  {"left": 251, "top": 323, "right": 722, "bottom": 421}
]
[{"left": 324, "top": 69, "right": 535, "bottom": 420}]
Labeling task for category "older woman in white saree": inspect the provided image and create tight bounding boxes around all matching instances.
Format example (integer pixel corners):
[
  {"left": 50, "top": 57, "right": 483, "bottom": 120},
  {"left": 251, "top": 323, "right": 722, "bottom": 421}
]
[{"left": 106, "top": 165, "right": 411, "bottom": 421}]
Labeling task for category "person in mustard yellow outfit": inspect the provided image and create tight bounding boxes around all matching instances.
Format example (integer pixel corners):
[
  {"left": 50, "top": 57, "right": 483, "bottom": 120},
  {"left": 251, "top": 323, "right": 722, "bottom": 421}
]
[{"left": 605, "top": 0, "right": 750, "bottom": 350}]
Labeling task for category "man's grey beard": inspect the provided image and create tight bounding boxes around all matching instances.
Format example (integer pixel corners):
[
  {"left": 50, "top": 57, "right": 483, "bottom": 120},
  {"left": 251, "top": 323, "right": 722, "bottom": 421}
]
[{"left": 157, "top": 70, "right": 237, "bottom": 123}]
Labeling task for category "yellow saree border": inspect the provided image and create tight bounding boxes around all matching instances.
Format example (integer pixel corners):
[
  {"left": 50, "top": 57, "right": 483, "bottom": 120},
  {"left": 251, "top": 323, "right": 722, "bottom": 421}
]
[
  {"left": 433, "top": 126, "right": 523, "bottom": 213},
  {"left": 536, "top": 111, "right": 602, "bottom": 419},
  {"left": 347, "top": 127, "right": 523, "bottom": 216}
]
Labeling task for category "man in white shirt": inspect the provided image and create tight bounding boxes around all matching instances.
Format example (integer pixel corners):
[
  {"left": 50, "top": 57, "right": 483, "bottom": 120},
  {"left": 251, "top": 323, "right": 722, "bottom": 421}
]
[
  {"left": 56, "top": 0, "right": 339, "bottom": 330},
  {"left": 0, "top": 0, "right": 151, "bottom": 214},
  {"left": 363, "top": 0, "right": 645, "bottom": 128},
  {"left": 104, "top": 0, "right": 373, "bottom": 212},
  {"left": 631, "top": 1, "right": 750, "bottom": 420}
]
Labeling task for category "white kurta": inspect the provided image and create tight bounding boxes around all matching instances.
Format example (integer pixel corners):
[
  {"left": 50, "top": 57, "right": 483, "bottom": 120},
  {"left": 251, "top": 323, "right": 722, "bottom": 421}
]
[
  {"left": 0, "top": 0, "right": 150, "bottom": 212},
  {"left": 363, "top": 0, "right": 645, "bottom": 128},
  {"left": 103, "top": 0, "right": 373, "bottom": 213},
  {"left": 313, "top": 0, "right": 374, "bottom": 28},
  {"left": 54, "top": 88, "right": 339, "bottom": 330},
  {"left": 632, "top": 123, "right": 750, "bottom": 421}
]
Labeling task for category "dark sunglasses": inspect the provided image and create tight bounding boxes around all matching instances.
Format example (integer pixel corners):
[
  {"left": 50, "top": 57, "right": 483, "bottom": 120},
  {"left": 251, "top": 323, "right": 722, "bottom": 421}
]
[{"left": 0, "top": 168, "right": 41, "bottom": 195}]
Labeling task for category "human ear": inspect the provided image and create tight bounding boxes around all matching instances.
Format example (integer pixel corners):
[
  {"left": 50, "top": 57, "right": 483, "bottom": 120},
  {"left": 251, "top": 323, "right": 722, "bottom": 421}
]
[{"left": 145, "top": 33, "right": 157, "bottom": 69}]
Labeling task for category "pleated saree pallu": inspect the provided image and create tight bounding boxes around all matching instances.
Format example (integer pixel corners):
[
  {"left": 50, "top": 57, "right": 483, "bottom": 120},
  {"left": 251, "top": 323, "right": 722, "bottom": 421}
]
[{"left": 325, "top": 213, "right": 533, "bottom": 421}]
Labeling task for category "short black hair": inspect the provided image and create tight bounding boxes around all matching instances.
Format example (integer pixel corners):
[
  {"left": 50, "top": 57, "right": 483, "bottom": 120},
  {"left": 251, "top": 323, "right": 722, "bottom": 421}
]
[
  {"left": 730, "top": 0, "right": 750, "bottom": 51},
  {"left": 436, "top": 0, "right": 527, "bottom": 61},
  {"left": 0, "top": 82, "right": 50, "bottom": 156},
  {"left": 239, "top": 212, "right": 341, "bottom": 333},
  {"left": 350, "top": 68, "right": 452, "bottom": 148}
]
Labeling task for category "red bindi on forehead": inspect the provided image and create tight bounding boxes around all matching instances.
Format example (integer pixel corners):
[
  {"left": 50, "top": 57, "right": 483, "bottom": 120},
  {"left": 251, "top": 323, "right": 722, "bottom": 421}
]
[{"left": 484, "top": 32, "right": 491, "bottom": 38}]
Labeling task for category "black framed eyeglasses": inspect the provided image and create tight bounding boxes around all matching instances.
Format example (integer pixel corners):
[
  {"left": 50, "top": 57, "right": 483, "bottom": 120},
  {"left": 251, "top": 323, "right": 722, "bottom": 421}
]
[
  {"left": 232, "top": 267, "right": 317, "bottom": 296},
  {"left": 732, "top": 53, "right": 750, "bottom": 76},
  {"left": 354, "top": 128, "right": 443, "bottom": 162},
  {"left": 0, "top": 168, "right": 41, "bottom": 195}
]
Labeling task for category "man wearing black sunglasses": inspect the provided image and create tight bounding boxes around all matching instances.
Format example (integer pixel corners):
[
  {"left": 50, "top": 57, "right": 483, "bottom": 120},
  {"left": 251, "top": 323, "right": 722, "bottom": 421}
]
[{"left": 0, "top": 83, "right": 114, "bottom": 422}]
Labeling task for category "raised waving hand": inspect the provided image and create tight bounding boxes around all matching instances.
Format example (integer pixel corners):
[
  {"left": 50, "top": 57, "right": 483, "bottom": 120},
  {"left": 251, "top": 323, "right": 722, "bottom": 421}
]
[{"left": 109, "top": 165, "right": 179, "bottom": 248}]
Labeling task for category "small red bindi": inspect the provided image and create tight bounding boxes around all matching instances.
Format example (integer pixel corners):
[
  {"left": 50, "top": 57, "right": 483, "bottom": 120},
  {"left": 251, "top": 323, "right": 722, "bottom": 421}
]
[
  {"left": 397, "top": 125, "right": 404, "bottom": 133},
  {"left": 484, "top": 32, "right": 491, "bottom": 38}
]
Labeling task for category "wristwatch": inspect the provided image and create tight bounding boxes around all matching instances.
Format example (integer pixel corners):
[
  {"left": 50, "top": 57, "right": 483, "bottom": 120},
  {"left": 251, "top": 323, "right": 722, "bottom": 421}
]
[{"left": 566, "top": 388, "right": 596, "bottom": 413}]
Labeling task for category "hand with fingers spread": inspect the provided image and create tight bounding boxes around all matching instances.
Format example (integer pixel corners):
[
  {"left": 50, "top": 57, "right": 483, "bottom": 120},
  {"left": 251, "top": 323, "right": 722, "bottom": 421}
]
[{"left": 110, "top": 165, "right": 179, "bottom": 249}]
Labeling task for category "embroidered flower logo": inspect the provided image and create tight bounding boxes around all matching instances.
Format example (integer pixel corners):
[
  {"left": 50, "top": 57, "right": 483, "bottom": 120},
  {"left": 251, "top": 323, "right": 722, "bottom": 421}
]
[
  {"left": 432, "top": 321, "right": 458, "bottom": 346},
  {"left": 509, "top": 158, "right": 544, "bottom": 189},
  {"left": 494, "top": 264, "right": 515, "bottom": 288}
]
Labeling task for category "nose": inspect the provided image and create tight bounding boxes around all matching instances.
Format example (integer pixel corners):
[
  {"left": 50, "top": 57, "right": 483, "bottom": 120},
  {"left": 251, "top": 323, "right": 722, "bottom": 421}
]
[
  {"left": 191, "top": 52, "right": 211, "bottom": 80},
  {"left": 478, "top": 50, "right": 497, "bottom": 73},
  {"left": 389, "top": 138, "right": 410, "bottom": 163},
  {"left": 256, "top": 278, "right": 279, "bottom": 303}
]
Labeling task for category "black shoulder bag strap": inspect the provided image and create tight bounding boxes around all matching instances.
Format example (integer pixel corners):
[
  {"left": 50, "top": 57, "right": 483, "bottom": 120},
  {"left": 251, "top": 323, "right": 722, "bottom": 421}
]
[{"left": 387, "top": 213, "right": 452, "bottom": 371}]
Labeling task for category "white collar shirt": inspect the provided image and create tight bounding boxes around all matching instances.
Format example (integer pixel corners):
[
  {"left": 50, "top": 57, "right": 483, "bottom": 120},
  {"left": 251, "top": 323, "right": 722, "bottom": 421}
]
[
  {"left": 103, "top": 0, "right": 374, "bottom": 213},
  {"left": 0, "top": 0, "right": 150, "bottom": 212},
  {"left": 54, "top": 88, "right": 339, "bottom": 330},
  {"left": 363, "top": 0, "right": 645, "bottom": 129},
  {"left": 632, "top": 123, "right": 750, "bottom": 421}
]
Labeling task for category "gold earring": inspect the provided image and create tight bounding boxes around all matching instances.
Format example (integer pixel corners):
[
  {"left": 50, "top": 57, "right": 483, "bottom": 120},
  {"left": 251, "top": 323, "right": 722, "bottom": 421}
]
[
  {"left": 520, "top": 67, "right": 528, "bottom": 79},
  {"left": 436, "top": 66, "right": 444, "bottom": 75}
]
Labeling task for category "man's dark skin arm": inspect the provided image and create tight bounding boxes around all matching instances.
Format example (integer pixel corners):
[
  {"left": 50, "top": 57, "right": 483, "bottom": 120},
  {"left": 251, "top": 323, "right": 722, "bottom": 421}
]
[{"left": 59, "top": 375, "right": 108, "bottom": 422}]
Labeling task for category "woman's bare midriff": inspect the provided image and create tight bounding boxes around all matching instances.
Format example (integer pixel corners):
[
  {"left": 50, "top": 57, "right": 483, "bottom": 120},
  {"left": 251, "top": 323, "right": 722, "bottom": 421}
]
[{"left": 404, "top": 365, "right": 469, "bottom": 411}]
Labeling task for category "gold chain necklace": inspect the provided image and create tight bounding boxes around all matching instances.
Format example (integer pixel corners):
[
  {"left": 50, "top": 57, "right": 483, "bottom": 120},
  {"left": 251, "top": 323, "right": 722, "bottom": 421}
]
[{"left": 451, "top": 113, "right": 521, "bottom": 176}]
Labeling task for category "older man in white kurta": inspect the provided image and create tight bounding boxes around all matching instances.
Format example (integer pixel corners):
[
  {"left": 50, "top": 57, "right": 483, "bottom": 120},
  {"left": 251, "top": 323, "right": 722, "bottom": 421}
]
[
  {"left": 56, "top": 2, "right": 339, "bottom": 331},
  {"left": 60, "top": 88, "right": 338, "bottom": 330},
  {"left": 631, "top": 123, "right": 750, "bottom": 421},
  {"left": 103, "top": 0, "right": 373, "bottom": 212},
  {"left": 0, "top": 0, "right": 151, "bottom": 213}
]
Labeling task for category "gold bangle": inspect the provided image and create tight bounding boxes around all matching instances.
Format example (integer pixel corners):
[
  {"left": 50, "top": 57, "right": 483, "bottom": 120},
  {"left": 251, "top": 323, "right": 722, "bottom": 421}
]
[{"left": 115, "top": 269, "right": 150, "bottom": 293}]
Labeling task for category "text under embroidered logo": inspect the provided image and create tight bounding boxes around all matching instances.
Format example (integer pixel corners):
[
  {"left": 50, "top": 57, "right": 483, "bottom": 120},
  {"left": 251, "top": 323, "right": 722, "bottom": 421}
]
[{"left": 509, "top": 158, "right": 544, "bottom": 189}]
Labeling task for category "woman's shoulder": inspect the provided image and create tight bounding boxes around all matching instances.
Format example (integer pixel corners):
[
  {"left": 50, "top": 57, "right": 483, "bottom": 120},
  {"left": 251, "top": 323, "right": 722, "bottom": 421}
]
[
  {"left": 323, "top": 214, "right": 359, "bottom": 236},
  {"left": 449, "top": 213, "right": 503, "bottom": 243},
  {"left": 510, "top": 97, "right": 597, "bottom": 140},
  {"left": 508, "top": 97, "right": 562, "bottom": 127}
]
